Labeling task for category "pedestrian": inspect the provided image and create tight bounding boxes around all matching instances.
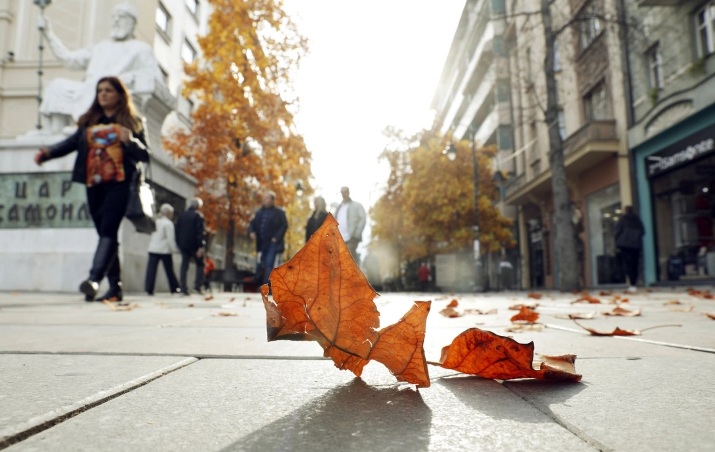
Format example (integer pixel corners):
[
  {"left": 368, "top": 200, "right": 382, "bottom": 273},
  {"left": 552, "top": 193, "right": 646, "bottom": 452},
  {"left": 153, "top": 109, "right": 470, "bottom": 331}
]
[
  {"left": 145, "top": 203, "right": 180, "bottom": 295},
  {"left": 615, "top": 206, "right": 645, "bottom": 293},
  {"left": 305, "top": 195, "right": 328, "bottom": 242},
  {"left": 33, "top": 76, "right": 149, "bottom": 302},
  {"left": 334, "top": 186, "right": 366, "bottom": 264},
  {"left": 417, "top": 262, "right": 431, "bottom": 292},
  {"left": 175, "top": 198, "right": 206, "bottom": 295},
  {"left": 248, "top": 191, "right": 288, "bottom": 286}
]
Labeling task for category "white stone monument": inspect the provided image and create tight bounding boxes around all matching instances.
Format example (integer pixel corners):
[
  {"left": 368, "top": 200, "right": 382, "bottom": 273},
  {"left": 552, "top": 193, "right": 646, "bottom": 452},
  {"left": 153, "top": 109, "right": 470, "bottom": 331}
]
[{"left": 0, "top": 3, "right": 196, "bottom": 293}]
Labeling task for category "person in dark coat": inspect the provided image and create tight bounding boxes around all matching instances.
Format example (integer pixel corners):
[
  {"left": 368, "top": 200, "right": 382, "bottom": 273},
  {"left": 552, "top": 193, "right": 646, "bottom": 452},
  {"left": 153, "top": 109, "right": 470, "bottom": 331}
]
[
  {"left": 615, "top": 206, "right": 645, "bottom": 293},
  {"left": 305, "top": 196, "right": 328, "bottom": 242},
  {"left": 249, "top": 191, "right": 288, "bottom": 285},
  {"left": 175, "top": 197, "right": 206, "bottom": 295},
  {"left": 34, "top": 76, "right": 149, "bottom": 302}
]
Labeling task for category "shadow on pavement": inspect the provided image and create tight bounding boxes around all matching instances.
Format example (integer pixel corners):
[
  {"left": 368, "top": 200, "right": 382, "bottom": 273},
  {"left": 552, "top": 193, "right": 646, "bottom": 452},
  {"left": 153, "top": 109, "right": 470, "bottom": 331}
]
[
  {"left": 438, "top": 375, "right": 587, "bottom": 423},
  {"left": 220, "top": 378, "right": 432, "bottom": 451}
]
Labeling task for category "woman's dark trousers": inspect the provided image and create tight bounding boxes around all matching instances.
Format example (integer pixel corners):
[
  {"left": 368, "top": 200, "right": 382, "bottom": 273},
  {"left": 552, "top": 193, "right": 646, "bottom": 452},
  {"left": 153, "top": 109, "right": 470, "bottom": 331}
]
[
  {"left": 620, "top": 247, "right": 640, "bottom": 286},
  {"left": 86, "top": 182, "right": 129, "bottom": 289},
  {"left": 145, "top": 253, "right": 180, "bottom": 294}
]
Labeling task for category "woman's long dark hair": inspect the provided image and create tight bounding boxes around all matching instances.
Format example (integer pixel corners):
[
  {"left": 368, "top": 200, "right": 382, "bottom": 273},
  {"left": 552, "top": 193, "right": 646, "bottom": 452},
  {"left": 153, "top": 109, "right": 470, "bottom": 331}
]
[{"left": 77, "top": 76, "right": 142, "bottom": 133}]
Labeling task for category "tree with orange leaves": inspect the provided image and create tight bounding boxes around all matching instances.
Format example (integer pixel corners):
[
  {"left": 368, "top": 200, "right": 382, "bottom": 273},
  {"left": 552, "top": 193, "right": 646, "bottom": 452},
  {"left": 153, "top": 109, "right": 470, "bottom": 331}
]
[{"left": 163, "top": 0, "right": 312, "bottom": 270}]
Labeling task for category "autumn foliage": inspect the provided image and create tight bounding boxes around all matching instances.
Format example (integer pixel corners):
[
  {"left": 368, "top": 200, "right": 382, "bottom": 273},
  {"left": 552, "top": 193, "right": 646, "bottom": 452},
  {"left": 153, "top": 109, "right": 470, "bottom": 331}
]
[
  {"left": 263, "top": 215, "right": 581, "bottom": 387},
  {"left": 370, "top": 128, "right": 515, "bottom": 264},
  {"left": 163, "top": 0, "right": 312, "bottom": 257}
]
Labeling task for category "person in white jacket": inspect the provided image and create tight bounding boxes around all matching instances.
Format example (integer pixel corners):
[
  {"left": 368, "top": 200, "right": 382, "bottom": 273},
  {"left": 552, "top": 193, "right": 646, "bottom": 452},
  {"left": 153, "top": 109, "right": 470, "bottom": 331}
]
[{"left": 145, "top": 204, "right": 181, "bottom": 295}]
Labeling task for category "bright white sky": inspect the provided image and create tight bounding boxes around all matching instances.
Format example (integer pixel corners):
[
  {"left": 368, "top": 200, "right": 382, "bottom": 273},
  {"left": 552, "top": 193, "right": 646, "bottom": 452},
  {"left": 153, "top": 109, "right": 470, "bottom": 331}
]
[{"left": 283, "top": 1, "right": 465, "bottom": 213}]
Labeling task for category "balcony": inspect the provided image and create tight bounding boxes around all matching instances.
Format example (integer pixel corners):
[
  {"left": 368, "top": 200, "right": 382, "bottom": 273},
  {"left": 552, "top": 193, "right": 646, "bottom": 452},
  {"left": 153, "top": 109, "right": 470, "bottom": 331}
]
[{"left": 563, "top": 119, "right": 619, "bottom": 173}]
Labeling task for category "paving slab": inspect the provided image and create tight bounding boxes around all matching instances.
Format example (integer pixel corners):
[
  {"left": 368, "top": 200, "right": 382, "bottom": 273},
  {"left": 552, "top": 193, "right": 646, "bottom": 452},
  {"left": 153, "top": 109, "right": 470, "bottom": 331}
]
[
  {"left": 0, "top": 354, "right": 196, "bottom": 448},
  {"left": 504, "top": 351, "right": 715, "bottom": 452},
  {"left": 7, "top": 359, "right": 593, "bottom": 452}
]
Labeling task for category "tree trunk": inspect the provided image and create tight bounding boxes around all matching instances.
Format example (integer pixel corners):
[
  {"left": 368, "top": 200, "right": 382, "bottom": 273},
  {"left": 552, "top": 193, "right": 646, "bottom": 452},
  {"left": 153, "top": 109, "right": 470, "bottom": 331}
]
[
  {"left": 541, "top": 0, "right": 580, "bottom": 291},
  {"left": 223, "top": 215, "right": 237, "bottom": 292}
]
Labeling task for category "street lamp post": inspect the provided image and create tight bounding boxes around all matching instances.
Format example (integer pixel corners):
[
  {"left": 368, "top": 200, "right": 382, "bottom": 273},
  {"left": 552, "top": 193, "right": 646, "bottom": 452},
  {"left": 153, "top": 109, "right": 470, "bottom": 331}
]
[{"left": 445, "top": 126, "right": 483, "bottom": 291}]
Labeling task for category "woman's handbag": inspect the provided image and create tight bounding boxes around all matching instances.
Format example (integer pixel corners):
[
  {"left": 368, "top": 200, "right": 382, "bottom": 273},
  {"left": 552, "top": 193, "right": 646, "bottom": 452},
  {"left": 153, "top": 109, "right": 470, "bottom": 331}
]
[{"left": 125, "top": 162, "right": 156, "bottom": 234}]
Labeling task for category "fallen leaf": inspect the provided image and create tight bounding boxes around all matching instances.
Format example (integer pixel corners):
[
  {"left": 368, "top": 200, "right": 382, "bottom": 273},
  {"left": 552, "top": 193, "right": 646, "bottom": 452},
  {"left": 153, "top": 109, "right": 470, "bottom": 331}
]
[
  {"left": 509, "top": 303, "right": 539, "bottom": 310},
  {"left": 555, "top": 312, "right": 596, "bottom": 320},
  {"left": 463, "top": 308, "right": 497, "bottom": 315},
  {"left": 668, "top": 305, "right": 694, "bottom": 312},
  {"left": 527, "top": 292, "right": 542, "bottom": 300},
  {"left": 510, "top": 306, "right": 539, "bottom": 323},
  {"left": 599, "top": 290, "right": 613, "bottom": 296},
  {"left": 664, "top": 300, "right": 684, "bottom": 305},
  {"left": 102, "top": 300, "right": 139, "bottom": 311},
  {"left": 229, "top": 297, "right": 236, "bottom": 302},
  {"left": 603, "top": 306, "right": 641, "bottom": 317},
  {"left": 204, "top": 294, "right": 214, "bottom": 301},
  {"left": 438, "top": 328, "right": 581, "bottom": 381},
  {"left": 440, "top": 306, "right": 463, "bottom": 318},
  {"left": 447, "top": 299, "right": 459, "bottom": 308},
  {"left": 705, "top": 312, "right": 715, "bottom": 320},
  {"left": 573, "top": 320, "right": 681, "bottom": 336},
  {"left": 264, "top": 215, "right": 430, "bottom": 387},
  {"left": 687, "top": 288, "right": 714, "bottom": 299},
  {"left": 505, "top": 323, "right": 544, "bottom": 333},
  {"left": 214, "top": 311, "right": 238, "bottom": 317},
  {"left": 571, "top": 293, "right": 602, "bottom": 304},
  {"left": 608, "top": 295, "right": 628, "bottom": 304},
  {"left": 187, "top": 303, "right": 194, "bottom": 308}
]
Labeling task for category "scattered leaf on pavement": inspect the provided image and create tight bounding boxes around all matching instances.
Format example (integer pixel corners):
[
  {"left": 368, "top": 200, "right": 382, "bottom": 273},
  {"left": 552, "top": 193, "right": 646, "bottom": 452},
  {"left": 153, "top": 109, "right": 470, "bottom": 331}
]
[
  {"left": 572, "top": 293, "right": 601, "bottom": 304},
  {"left": 505, "top": 323, "right": 544, "bottom": 333},
  {"left": 599, "top": 290, "right": 613, "bottom": 296},
  {"left": 263, "top": 215, "right": 430, "bottom": 387},
  {"left": 527, "top": 292, "right": 543, "bottom": 300},
  {"left": 440, "top": 306, "right": 462, "bottom": 318},
  {"left": 447, "top": 299, "right": 459, "bottom": 308},
  {"left": 555, "top": 312, "right": 596, "bottom": 320},
  {"left": 705, "top": 312, "right": 715, "bottom": 320},
  {"left": 668, "top": 304, "right": 694, "bottom": 312},
  {"left": 214, "top": 311, "right": 238, "bottom": 317},
  {"left": 509, "top": 303, "right": 539, "bottom": 310},
  {"left": 102, "top": 299, "right": 139, "bottom": 311},
  {"left": 510, "top": 306, "right": 539, "bottom": 323},
  {"left": 573, "top": 320, "right": 681, "bottom": 336},
  {"left": 464, "top": 308, "right": 498, "bottom": 315},
  {"left": 687, "top": 288, "right": 714, "bottom": 299},
  {"left": 204, "top": 294, "right": 214, "bottom": 301},
  {"left": 438, "top": 328, "right": 581, "bottom": 381},
  {"left": 603, "top": 306, "right": 641, "bottom": 317}
]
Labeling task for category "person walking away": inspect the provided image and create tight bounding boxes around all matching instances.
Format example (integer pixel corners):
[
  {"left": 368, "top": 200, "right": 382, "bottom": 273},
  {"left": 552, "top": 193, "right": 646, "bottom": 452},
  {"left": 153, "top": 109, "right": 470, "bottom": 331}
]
[
  {"left": 145, "top": 203, "right": 180, "bottom": 295},
  {"left": 305, "top": 196, "right": 328, "bottom": 242},
  {"left": 417, "top": 262, "right": 432, "bottom": 292},
  {"left": 176, "top": 198, "right": 206, "bottom": 295},
  {"left": 249, "top": 191, "right": 288, "bottom": 286},
  {"left": 334, "top": 186, "right": 366, "bottom": 264},
  {"left": 34, "top": 76, "right": 149, "bottom": 302},
  {"left": 615, "top": 206, "right": 645, "bottom": 293}
]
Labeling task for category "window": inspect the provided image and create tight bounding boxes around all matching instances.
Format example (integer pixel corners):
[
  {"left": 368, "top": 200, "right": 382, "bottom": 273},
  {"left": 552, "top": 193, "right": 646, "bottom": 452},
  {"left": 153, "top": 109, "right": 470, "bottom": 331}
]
[
  {"left": 185, "top": 0, "right": 200, "bottom": 17},
  {"left": 155, "top": 2, "right": 172, "bottom": 39},
  {"left": 181, "top": 39, "right": 196, "bottom": 64},
  {"left": 695, "top": 2, "right": 715, "bottom": 57},
  {"left": 647, "top": 43, "right": 663, "bottom": 89},
  {"left": 579, "top": 2, "right": 602, "bottom": 51},
  {"left": 583, "top": 80, "right": 609, "bottom": 120}
]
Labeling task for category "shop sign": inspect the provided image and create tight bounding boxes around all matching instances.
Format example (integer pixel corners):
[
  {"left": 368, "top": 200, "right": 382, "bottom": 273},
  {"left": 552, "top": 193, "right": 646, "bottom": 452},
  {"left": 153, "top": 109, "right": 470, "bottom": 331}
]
[
  {"left": 646, "top": 127, "right": 715, "bottom": 178},
  {"left": 0, "top": 172, "right": 92, "bottom": 229}
]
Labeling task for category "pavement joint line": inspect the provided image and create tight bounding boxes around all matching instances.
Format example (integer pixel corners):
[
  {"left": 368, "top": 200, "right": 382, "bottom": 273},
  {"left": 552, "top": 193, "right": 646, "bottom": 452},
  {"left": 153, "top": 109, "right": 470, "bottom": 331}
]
[
  {"left": 502, "top": 383, "right": 613, "bottom": 452},
  {"left": 0, "top": 357, "right": 198, "bottom": 450},
  {"left": 545, "top": 323, "right": 715, "bottom": 354},
  {"left": 0, "top": 350, "right": 330, "bottom": 360}
]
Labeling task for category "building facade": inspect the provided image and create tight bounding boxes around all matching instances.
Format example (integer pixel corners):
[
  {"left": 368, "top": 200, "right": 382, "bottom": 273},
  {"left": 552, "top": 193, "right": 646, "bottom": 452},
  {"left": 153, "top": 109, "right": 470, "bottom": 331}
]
[{"left": 625, "top": 0, "right": 715, "bottom": 285}]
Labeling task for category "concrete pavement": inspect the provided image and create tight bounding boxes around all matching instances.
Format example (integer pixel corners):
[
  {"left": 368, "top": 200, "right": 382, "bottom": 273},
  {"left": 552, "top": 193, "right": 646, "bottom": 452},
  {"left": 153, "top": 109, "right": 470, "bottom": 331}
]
[{"left": 1, "top": 287, "right": 714, "bottom": 451}]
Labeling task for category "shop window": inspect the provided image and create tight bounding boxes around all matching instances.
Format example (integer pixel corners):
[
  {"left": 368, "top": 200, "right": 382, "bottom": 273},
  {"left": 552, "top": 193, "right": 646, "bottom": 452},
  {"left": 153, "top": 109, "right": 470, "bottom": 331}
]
[
  {"left": 586, "top": 184, "right": 623, "bottom": 285},
  {"left": 583, "top": 80, "right": 610, "bottom": 121},
  {"left": 646, "top": 43, "right": 663, "bottom": 89},
  {"left": 695, "top": 1, "right": 715, "bottom": 57},
  {"left": 651, "top": 154, "right": 715, "bottom": 281},
  {"left": 156, "top": 2, "right": 172, "bottom": 42}
]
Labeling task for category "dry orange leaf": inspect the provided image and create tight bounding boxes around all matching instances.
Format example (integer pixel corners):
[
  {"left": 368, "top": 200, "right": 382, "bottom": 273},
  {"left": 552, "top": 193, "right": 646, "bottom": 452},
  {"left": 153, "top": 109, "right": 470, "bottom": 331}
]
[
  {"left": 705, "top": 312, "right": 715, "bottom": 320},
  {"left": 527, "top": 292, "right": 543, "bottom": 300},
  {"left": 438, "top": 328, "right": 581, "bottom": 381},
  {"left": 664, "top": 300, "right": 684, "bottom": 305},
  {"left": 573, "top": 320, "right": 680, "bottom": 336},
  {"left": 263, "top": 215, "right": 430, "bottom": 387},
  {"left": 572, "top": 293, "right": 602, "bottom": 304},
  {"left": 447, "top": 299, "right": 459, "bottom": 308},
  {"left": 510, "top": 306, "right": 539, "bottom": 323},
  {"left": 440, "top": 306, "right": 462, "bottom": 318},
  {"left": 214, "top": 311, "right": 238, "bottom": 317},
  {"left": 599, "top": 290, "right": 613, "bottom": 296},
  {"left": 603, "top": 306, "right": 641, "bottom": 317},
  {"left": 687, "top": 288, "right": 714, "bottom": 299}
]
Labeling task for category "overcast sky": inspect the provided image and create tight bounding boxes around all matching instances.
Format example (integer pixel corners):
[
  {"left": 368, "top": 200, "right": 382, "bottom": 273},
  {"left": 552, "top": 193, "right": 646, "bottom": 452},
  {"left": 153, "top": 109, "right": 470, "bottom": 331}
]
[{"left": 283, "top": 1, "right": 465, "bottom": 212}]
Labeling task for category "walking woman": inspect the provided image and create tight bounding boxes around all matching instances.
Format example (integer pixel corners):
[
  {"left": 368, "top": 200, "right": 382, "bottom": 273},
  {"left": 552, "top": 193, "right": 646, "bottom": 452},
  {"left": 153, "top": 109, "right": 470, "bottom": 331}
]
[
  {"left": 145, "top": 204, "right": 181, "bottom": 295},
  {"left": 34, "top": 76, "right": 149, "bottom": 301},
  {"left": 305, "top": 196, "right": 328, "bottom": 242},
  {"left": 615, "top": 206, "right": 645, "bottom": 293}
]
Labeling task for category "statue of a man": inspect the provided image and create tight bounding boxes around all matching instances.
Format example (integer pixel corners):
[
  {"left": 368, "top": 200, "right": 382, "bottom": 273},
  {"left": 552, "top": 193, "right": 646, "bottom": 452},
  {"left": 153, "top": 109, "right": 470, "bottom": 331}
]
[{"left": 38, "top": 4, "right": 174, "bottom": 133}]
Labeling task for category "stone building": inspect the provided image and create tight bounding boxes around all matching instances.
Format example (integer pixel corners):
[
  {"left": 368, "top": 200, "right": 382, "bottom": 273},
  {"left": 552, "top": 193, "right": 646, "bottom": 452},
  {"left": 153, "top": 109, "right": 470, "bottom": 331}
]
[
  {"left": 625, "top": 0, "right": 715, "bottom": 285},
  {"left": 0, "top": 0, "right": 209, "bottom": 292}
]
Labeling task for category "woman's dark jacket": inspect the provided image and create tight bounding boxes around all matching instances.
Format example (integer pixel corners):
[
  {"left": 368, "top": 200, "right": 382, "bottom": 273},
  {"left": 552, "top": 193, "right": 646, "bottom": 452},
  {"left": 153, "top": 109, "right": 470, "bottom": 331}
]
[
  {"left": 615, "top": 213, "right": 645, "bottom": 250},
  {"left": 42, "top": 117, "right": 149, "bottom": 185},
  {"left": 305, "top": 210, "right": 328, "bottom": 242}
]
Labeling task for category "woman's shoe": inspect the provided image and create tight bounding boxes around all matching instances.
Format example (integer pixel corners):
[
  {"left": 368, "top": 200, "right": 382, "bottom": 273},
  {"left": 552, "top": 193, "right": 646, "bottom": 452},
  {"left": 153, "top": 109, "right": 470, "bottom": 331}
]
[{"left": 79, "top": 279, "right": 99, "bottom": 299}]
